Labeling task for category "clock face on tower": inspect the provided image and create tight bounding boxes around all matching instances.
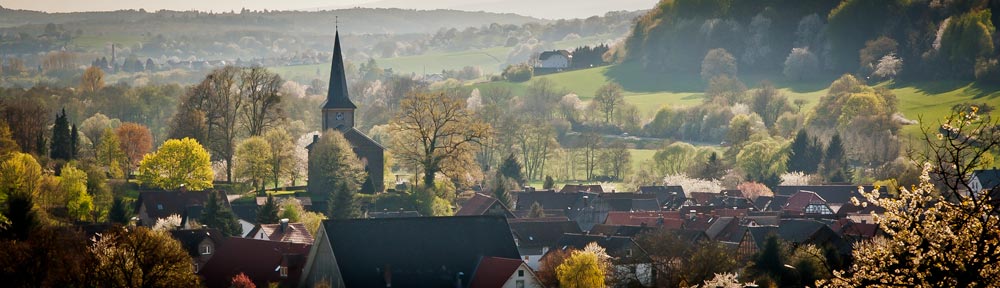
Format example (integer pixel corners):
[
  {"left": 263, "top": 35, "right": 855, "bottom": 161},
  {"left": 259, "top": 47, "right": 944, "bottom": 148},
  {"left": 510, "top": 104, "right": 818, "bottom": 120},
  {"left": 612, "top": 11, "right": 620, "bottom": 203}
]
[{"left": 336, "top": 112, "right": 344, "bottom": 120}]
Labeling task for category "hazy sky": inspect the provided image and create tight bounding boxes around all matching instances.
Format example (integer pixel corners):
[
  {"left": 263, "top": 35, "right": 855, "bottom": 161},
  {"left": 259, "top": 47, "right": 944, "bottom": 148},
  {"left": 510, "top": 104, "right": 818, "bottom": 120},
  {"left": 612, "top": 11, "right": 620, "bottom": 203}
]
[{"left": 1, "top": 0, "right": 658, "bottom": 19}]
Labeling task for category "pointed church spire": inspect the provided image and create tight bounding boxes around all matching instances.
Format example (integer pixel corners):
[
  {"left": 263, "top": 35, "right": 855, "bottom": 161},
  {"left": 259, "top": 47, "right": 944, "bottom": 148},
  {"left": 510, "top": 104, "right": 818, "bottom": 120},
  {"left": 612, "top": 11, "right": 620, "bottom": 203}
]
[{"left": 323, "top": 30, "right": 356, "bottom": 109}]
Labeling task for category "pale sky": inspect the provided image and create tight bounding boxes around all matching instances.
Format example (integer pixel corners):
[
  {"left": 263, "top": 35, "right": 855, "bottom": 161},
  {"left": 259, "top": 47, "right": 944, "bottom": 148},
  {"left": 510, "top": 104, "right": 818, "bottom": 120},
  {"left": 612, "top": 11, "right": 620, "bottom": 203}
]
[{"left": 1, "top": 0, "right": 658, "bottom": 19}]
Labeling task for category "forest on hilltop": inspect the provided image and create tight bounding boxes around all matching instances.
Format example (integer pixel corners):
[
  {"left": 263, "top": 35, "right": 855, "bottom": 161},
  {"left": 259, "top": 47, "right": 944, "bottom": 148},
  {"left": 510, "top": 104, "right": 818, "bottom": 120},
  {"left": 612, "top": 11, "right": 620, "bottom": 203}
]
[{"left": 624, "top": 0, "right": 1000, "bottom": 82}]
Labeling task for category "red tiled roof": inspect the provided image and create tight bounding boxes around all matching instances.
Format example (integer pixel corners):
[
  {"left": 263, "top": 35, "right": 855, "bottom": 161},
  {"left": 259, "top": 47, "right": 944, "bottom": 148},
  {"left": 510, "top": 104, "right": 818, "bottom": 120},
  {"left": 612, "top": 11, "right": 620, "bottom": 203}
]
[
  {"left": 469, "top": 257, "right": 526, "bottom": 288},
  {"left": 199, "top": 237, "right": 311, "bottom": 288},
  {"left": 604, "top": 211, "right": 683, "bottom": 228},
  {"left": 246, "top": 223, "right": 314, "bottom": 244}
]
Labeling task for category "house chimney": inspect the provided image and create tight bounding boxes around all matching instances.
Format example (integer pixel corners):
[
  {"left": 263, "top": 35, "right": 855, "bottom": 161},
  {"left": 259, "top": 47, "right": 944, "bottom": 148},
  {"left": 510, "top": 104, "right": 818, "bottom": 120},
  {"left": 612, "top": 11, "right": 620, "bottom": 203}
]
[{"left": 280, "top": 218, "right": 289, "bottom": 233}]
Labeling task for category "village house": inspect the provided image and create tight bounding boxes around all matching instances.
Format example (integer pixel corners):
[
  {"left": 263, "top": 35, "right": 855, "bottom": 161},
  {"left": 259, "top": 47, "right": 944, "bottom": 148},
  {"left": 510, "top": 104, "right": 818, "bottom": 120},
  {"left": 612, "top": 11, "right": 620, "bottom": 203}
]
[
  {"left": 169, "top": 229, "right": 224, "bottom": 273},
  {"left": 507, "top": 217, "right": 582, "bottom": 270},
  {"left": 468, "top": 257, "right": 545, "bottom": 288},
  {"left": 199, "top": 237, "right": 311, "bottom": 288},
  {"left": 246, "top": 218, "right": 315, "bottom": 244},
  {"left": 299, "top": 215, "right": 520, "bottom": 288},
  {"left": 135, "top": 190, "right": 231, "bottom": 228}
]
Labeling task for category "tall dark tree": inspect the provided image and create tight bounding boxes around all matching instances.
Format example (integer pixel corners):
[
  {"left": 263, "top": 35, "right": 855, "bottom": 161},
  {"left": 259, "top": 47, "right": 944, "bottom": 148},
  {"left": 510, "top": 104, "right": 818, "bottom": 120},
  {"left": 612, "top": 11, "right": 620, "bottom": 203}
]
[
  {"left": 50, "top": 108, "right": 73, "bottom": 160},
  {"left": 788, "top": 130, "right": 822, "bottom": 174},
  {"left": 823, "top": 134, "right": 848, "bottom": 182},
  {"left": 747, "top": 236, "right": 793, "bottom": 287},
  {"left": 199, "top": 192, "right": 241, "bottom": 237},
  {"left": 543, "top": 175, "right": 555, "bottom": 189},
  {"left": 492, "top": 177, "right": 513, "bottom": 209},
  {"left": 328, "top": 182, "right": 358, "bottom": 219},
  {"left": 1, "top": 190, "right": 38, "bottom": 241},
  {"left": 108, "top": 196, "right": 131, "bottom": 225},
  {"left": 70, "top": 124, "right": 79, "bottom": 159},
  {"left": 697, "top": 152, "right": 725, "bottom": 180},
  {"left": 499, "top": 153, "right": 525, "bottom": 186},
  {"left": 257, "top": 195, "right": 279, "bottom": 224}
]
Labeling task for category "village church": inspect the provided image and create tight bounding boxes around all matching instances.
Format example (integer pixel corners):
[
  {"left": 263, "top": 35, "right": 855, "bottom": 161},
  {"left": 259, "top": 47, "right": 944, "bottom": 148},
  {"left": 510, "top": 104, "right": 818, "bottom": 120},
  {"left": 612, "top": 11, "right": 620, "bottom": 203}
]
[{"left": 307, "top": 30, "right": 385, "bottom": 196}]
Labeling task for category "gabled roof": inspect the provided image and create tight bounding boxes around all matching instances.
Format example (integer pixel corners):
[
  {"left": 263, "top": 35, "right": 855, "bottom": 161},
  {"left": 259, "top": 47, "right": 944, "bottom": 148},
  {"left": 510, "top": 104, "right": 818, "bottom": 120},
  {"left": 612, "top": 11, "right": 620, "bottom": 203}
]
[
  {"left": 753, "top": 196, "right": 773, "bottom": 211},
  {"left": 509, "top": 219, "right": 582, "bottom": 248},
  {"left": 323, "top": 31, "right": 356, "bottom": 109},
  {"left": 688, "top": 192, "right": 721, "bottom": 205},
  {"left": 559, "top": 184, "right": 603, "bottom": 193},
  {"left": 704, "top": 217, "right": 737, "bottom": 240},
  {"left": 169, "top": 228, "right": 224, "bottom": 258},
  {"left": 344, "top": 127, "right": 385, "bottom": 150},
  {"left": 783, "top": 191, "right": 829, "bottom": 213},
  {"left": 774, "top": 185, "right": 881, "bottom": 205},
  {"left": 513, "top": 191, "right": 589, "bottom": 214},
  {"left": 638, "top": 185, "right": 686, "bottom": 209},
  {"left": 246, "top": 222, "right": 314, "bottom": 244},
  {"left": 538, "top": 50, "right": 571, "bottom": 61},
  {"left": 317, "top": 216, "right": 520, "bottom": 288},
  {"left": 136, "top": 190, "right": 227, "bottom": 222},
  {"left": 469, "top": 257, "right": 530, "bottom": 288},
  {"left": 199, "top": 237, "right": 311, "bottom": 288},
  {"left": 456, "top": 193, "right": 514, "bottom": 217},
  {"left": 554, "top": 233, "right": 649, "bottom": 261}
]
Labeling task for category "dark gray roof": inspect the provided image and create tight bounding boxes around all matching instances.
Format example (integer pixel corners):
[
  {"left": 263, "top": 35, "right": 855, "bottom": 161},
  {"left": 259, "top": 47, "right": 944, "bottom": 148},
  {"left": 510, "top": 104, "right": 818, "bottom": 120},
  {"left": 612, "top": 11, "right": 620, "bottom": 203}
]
[
  {"left": 513, "top": 191, "right": 589, "bottom": 214},
  {"left": 509, "top": 219, "right": 582, "bottom": 248},
  {"left": 169, "top": 229, "right": 224, "bottom": 258},
  {"left": 319, "top": 216, "right": 520, "bottom": 288},
  {"left": 973, "top": 169, "right": 1000, "bottom": 189},
  {"left": 774, "top": 185, "right": 882, "bottom": 204},
  {"left": 323, "top": 31, "right": 356, "bottom": 109}
]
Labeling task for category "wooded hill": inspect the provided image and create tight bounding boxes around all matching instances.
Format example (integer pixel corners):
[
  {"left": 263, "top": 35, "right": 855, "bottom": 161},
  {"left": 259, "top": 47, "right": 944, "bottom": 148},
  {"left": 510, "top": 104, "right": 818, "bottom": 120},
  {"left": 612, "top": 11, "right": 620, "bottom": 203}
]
[{"left": 624, "top": 0, "right": 1000, "bottom": 82}]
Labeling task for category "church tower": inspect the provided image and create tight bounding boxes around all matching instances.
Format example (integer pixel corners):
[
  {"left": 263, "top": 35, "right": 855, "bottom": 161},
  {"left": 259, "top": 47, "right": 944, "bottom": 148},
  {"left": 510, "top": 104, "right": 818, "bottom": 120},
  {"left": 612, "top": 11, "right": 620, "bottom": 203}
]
[
  {"left": 322, "top": 31, "right": 356, "bottom": 131},
  {"left": 308, "top": 28, "right": 386, "bottom": 195}
]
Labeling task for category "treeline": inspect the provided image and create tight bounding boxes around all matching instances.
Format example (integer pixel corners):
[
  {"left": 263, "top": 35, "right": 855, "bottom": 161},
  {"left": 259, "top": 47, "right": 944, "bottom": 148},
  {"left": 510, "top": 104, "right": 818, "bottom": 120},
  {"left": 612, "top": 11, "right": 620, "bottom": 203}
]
[{"left": 625, "top": 0, "right": 1000, "bottom": 81}]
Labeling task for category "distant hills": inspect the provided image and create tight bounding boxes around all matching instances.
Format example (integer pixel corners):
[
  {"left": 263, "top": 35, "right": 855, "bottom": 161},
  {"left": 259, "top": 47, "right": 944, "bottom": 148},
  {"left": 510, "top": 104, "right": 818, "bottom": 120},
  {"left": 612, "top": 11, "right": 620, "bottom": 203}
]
[
  {"left": 312, "top": 0, "right": 658, "bottom": 20},
  {"left": 0, "top": 7, "right": 543, "bottom": 34}
]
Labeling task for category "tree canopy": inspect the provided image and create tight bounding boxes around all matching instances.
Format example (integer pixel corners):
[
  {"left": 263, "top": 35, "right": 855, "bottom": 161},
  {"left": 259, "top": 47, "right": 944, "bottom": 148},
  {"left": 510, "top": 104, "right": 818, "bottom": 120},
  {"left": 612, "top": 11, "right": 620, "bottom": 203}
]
[{"left": 137, "top": 138, "right": 214, "bottom": 190}]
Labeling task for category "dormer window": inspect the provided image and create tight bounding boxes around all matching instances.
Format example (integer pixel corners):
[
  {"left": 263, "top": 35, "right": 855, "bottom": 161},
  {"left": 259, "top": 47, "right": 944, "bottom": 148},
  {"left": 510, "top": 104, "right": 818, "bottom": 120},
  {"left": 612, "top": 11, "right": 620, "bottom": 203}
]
[
  {"left": 156, "top": 204, "right": 163, "bottom": 210},
  {"left": 279, "top": 266, "right": 288, "bottom": 277},
  {"left": 200, "top": 244, "right": 212, "bottom": 255}
]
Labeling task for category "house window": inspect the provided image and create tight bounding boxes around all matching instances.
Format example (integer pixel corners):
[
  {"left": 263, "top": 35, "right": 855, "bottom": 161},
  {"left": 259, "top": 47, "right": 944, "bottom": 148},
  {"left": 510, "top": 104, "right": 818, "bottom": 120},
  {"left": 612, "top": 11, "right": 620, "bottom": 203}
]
[
  {"left": 516, "top": 280, "right": 525, "bottom": 288},
  {"left": 194, "top": 263, "right": 200, "bottom": 273},
  {"left": 156, "top": 204, "right": 163, "bottom": 210},
  {"left": 518, "top": 270, "right": 524, "bottom": 277},
  {"left": 200, "top": 244, "right": 212, "bottom": 255},
  {"left": 626, "top": 249, "right": 633, "bottom": 257},
  {"left": 279, "top": 266, "right": 288, "bottom": 277}
]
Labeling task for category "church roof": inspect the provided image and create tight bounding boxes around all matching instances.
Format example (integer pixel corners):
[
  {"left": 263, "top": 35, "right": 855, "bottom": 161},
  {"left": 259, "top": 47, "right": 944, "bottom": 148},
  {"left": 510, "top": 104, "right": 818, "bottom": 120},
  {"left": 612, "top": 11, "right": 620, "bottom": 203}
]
[{"left": 323, "top": 31, "right": 356, "bottom": 109}]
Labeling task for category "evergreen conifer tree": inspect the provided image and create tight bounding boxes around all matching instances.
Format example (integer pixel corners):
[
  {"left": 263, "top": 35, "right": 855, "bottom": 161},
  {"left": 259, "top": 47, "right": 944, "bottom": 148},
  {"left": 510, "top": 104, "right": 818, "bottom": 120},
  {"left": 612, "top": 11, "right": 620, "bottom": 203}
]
[
  {"left": 257, "top": 195, "right": 280, "bottom": 224},
  {"left": 199, "top": 192, "right": 241, "bottom": 237},
  {"left": 50, "top": 108, "right": 73, "bottom": 160},
  {"left": 499, "top": 153, "right": 525, "bottom": 185}
]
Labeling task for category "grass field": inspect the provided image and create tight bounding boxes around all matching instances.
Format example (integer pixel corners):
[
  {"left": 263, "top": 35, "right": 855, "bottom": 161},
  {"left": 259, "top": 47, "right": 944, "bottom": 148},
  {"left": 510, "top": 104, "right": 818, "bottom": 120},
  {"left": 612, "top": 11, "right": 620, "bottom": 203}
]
[
  {"left": 471, "top": 62, "right": 1000, "bottom": 125},
  {"left": 271, "top": 34, "right": 617, "bottom": 83},
  {"left": 69, "top": 34, "right": 147, "bottom": 51}
]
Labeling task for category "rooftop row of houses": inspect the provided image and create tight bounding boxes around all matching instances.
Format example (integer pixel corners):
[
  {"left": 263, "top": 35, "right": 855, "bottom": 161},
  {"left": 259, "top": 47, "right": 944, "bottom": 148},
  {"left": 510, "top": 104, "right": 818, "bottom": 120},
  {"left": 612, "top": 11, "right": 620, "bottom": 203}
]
[{"left": 122, "top": 181, "right": 919, "bottom": 287}]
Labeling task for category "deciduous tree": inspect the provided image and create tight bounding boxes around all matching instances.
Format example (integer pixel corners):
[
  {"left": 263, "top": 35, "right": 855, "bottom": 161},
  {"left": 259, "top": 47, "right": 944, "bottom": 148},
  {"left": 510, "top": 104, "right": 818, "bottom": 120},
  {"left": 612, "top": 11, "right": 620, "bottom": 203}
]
[
  {"left": 115, "top": 123, "right": 152, "bottom": 177},
  {"left": 61, "top": 164, "right": 92, "bottom": 221},
  {"left": 80, "top": 66, "right": 105, "bottom": 94},
  {"left": 137, "top": 138, "right": 214, "bottom": 190},
  {"left": 556, "top": 245, "right": 607, "bottom": 288},
  {"left": 235, "top": 136, "right": 271, "bottom": 191},
  {"left": 390, "top": 92, "right": 489, "bottom": 188},
  {"left": 309, "top": 131, "right": 366, "bottom": 219},
  {"left": 701, "top": 48, "right": 737, "bottom": 81},
  {"left": 592, "top": 82, "right": 625, "bottom": 124},
  {"left": 88, "top": 226, "right": 201, "bottom": 287}
]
